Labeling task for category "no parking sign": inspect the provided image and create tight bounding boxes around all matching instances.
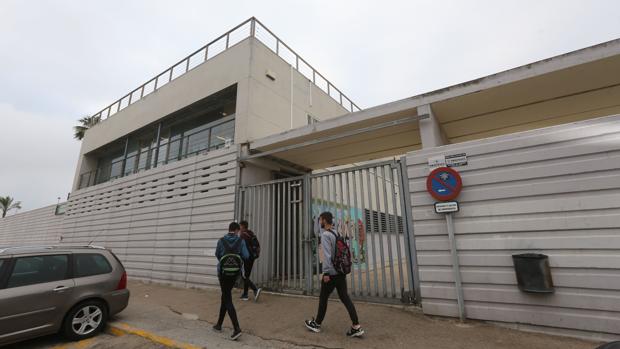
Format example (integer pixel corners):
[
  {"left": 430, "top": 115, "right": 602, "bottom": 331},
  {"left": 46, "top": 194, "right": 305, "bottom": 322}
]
[
  {"left": 426, "top": 167, "right": 462, "bottom": 201},
  {"left": 426, "top": 166, "right": 466, "bottom": 321}
]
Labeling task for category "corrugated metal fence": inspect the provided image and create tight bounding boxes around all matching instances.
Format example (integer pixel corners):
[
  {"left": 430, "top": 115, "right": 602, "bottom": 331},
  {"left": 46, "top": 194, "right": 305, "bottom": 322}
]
[
  {"left": 405, "top": 114, "right": 620, "bottom": 340},
  {"left": 239, "top": 160, "right": 418, "bottom": 304}
]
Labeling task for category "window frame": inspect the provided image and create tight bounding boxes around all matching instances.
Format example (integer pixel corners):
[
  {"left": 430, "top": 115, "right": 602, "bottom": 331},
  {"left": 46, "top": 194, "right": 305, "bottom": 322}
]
[
  {"left": 0, "top": 258, "right": 11, "bottom": 289},
  {"left": 4, "top": 254, "right": 72, "bottom": 289},
  {"left": 72, "top": 253, "right": 113, "bottom": 279}
]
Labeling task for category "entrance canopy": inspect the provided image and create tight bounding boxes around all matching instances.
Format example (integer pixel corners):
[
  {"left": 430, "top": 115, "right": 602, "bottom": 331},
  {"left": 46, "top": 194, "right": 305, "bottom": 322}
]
[{"left": 245, "top": 39, "right": 620, "bottom": 169}]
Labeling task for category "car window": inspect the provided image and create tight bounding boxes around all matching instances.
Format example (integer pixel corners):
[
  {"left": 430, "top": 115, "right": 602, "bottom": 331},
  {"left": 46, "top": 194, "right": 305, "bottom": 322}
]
[
  {"left": 7, "top": 255, "right": 69, "bottom": 288},
  {"left": 74, "top": 254, "right": 112, "bottom": 278},
  {"left": 0, "top": 258, "right": 6, "bottom": 279}
]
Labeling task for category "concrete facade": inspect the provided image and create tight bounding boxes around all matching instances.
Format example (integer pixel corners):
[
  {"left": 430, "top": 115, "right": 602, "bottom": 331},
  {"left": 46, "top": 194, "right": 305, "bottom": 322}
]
[
  {"left": 62, "top": 146, "right": 238, "bottom": 288},
  {"left": 405, "top": 114, "right": 620, "bottom": 341},
  {"left": 72, "top": 36, "right": 349, "bottom": 191}
]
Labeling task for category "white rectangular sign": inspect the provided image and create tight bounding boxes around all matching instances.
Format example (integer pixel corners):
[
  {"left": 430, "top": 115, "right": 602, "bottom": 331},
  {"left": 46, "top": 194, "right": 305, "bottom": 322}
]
[
  {"left": 446, "top": 153, "right": 468, "bottom": 167},
  {"left": 427, "top": 155, "right": 446, "bottom": 172},
  {"left": 434, "top": 201, "right": 459, "bottom": 214}
]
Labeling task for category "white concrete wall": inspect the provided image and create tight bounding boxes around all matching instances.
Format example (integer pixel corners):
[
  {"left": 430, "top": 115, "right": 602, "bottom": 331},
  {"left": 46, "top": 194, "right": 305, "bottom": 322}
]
[
  {"left": 0, "top": 205, "right": 63, "bottom": 246},
  {"left": 62, "top": 146, "right": 238, "bottom": 288},
  {"left": 238, "top": 39, "right": 349, "bottom": 142},
  {"left": 405, "top": 114, "right": 620, "bottom": 341}
]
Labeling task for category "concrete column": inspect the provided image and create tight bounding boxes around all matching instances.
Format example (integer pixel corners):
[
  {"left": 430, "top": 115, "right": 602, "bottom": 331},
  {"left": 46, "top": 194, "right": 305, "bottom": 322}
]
[{"left": 418, "top": 104, "right": 447, "bottom": 148}]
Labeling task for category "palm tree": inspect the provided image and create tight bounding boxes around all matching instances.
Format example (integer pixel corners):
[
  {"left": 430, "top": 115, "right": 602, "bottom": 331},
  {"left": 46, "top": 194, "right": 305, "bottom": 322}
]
[
  {"left": 73, "top": 115, "right": 101, "bottom": 140},
  {"left": 0, "top": 196, "right": 21, "bottom": 218}
]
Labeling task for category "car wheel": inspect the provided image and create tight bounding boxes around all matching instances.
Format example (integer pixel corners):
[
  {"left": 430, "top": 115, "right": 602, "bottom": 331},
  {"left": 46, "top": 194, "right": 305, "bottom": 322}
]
[{"left": 62, "top": 300, "right": 108, "bottom": 340}]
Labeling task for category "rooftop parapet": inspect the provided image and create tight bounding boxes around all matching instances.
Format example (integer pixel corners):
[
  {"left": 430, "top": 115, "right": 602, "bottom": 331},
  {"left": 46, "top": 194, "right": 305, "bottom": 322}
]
[{"left": 87, "top": 17, "right": 361, "bottom": 126}]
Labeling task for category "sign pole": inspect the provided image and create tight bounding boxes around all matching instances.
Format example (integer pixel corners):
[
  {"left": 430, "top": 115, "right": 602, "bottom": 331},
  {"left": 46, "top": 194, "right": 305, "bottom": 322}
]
[
  {"left": 426, "top": 166, "right": 466, "bottom": 322},
  {"left": 446, "top": 212, "right": 465, "bottom": 322}
]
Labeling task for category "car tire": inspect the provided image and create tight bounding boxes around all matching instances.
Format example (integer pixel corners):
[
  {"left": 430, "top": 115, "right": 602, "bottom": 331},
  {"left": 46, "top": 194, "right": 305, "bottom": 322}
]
[{"left": 62, "top": 300, "right": 108, "bottom": 341}]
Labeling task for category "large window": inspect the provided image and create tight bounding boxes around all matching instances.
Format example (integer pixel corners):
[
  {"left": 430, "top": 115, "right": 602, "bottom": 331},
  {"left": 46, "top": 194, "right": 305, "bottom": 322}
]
[
  {"left": 79, "top": 85, "right": 237, "bottom": 189},
  {"left": 7, "top": 255, "right": 69, "bottom": 288}
]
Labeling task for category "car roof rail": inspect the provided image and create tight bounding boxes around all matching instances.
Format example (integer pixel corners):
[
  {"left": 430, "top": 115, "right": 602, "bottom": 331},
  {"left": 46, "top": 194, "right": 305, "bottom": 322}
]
[
  {"left": 0, "top": 244, "right": 106, "bottom": 254},
  {"left": 0, "top": 246, "right": 54, "bottom": 254}
]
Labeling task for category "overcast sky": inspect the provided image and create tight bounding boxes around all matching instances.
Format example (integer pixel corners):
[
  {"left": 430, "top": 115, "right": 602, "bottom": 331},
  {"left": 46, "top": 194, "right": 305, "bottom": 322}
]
[{"left": 1, "top": 0, "right": 619, "bottom": 211}]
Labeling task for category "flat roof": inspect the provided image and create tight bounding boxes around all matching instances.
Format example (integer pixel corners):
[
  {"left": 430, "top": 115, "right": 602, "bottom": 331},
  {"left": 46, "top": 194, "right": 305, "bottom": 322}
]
[{"left": 247, "top": 38, "right": 620, "bottom": 169}]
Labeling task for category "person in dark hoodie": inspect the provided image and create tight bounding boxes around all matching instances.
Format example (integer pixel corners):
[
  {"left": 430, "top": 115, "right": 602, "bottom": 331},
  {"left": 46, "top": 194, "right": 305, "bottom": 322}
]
[
  {"left": 239, "top": 220, "right": 262, "bottom": 301},
  {"left": 214, "top": 222, "right": 250, "bottom": 341}
]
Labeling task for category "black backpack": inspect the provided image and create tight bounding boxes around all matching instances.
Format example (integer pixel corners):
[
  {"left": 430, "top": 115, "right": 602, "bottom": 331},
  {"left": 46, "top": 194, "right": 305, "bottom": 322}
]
[
  {"left": 328, "top": 230, "right": 352, "bottom": 275},
  {"left": 219, "top": 238, "right": 243, "bottom": 277},
  {"left": 249, "top": 233, "right": 261, "bottom": 259}
]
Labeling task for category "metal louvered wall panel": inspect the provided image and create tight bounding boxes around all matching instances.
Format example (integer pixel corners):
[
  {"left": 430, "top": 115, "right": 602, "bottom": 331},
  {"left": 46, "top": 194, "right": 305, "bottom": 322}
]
[
  {"left": 0, "top": 205, "right": 64, "bottom": 246},
  {"left": 61, "top": 146, "right": 238, "bottom": 288},
  {"left": 405, "top": 114, "right": 620, "bottom": 340}
]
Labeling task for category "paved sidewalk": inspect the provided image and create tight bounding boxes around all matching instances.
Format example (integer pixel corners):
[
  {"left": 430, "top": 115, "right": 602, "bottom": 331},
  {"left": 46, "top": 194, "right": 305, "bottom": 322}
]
[{"left": 111, "top": 281, "right": 599, "bottom": 349}]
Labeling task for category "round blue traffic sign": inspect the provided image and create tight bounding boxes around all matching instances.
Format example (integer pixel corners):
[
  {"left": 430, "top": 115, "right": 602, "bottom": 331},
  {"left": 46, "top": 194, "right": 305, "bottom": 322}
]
[{"left": 426, "top": 167, "right": 463, "bottom": 201}]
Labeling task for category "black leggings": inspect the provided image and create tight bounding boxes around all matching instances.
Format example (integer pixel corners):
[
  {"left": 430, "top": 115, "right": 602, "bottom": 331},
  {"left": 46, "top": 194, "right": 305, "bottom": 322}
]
[
  {"left": 243, "top": 259, "right": 258, "bottom": 296},
  {"left": 217, "top": 275, "right": 240, "bottom": 330},
  {"left": 315, "top": 274, "right": 359, "bottom": 325}
]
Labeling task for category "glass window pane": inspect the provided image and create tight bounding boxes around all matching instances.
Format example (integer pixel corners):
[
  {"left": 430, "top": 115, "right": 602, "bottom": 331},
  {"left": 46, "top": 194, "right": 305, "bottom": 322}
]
[
  {"left": 110, "top": 160, "right": 123, "bottom": 179},
  {"left": 124, "top": 155, "right": 137, "bottom": 176},
  {"left": 74, "top": 254, "right": 112, "bottom": 278},
  {"left": 8, "top": 255, "right": 69, "bottom": 288},
  {"left": 167, "top": 138, "right": 181, "bottom": 163},
  {"left": 209, "top": 120, "right": 235, "bottom": 150},
  {"left": 186, "top": 128, "right": 210, "bottom": 155},
  {"left": 157, "top": 143, "right": 168, "bottom": 165},
  {"left": 136, "top": 149, "right": 152, "bottom": 172}
]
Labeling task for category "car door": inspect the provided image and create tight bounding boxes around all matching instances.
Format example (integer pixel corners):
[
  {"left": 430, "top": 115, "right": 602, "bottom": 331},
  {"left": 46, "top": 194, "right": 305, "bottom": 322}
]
[{"left": 0, "top": 254, "right": 75, "bottom": 344}]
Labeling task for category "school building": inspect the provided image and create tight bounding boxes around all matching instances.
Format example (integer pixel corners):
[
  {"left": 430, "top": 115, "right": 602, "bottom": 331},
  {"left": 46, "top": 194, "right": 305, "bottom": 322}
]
[{"left": 1, "top": 17, "right": 619, "bottom": 342}]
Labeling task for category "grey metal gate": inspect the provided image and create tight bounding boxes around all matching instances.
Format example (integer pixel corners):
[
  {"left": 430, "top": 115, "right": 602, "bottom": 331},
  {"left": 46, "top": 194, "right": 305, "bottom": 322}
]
[
  {"left": 238, "top": 176, "right": 307, "bottom": 293},
  {"left": 238, "top": 160, "right": 417, "bottom": 304}
]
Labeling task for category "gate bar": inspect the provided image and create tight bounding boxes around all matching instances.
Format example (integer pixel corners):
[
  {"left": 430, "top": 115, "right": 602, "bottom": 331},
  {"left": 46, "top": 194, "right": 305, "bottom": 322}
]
[
  {"left": 397, "top": 156, "right": 420, "bottom": 302},
  {"left": 373, "top": 166, "right": 388, "bottom": 297},
  {"left": 351, "top": 170, "right": 364, "bottom": 296},
  {"left": 365, "top": 168, "right": 380, "bottom": 296},
  {"left": 380, "top": 164, "right": 397, "bottom": 298},
  {"left": 304, "top": 174, "right": 313, "bottom": 294},
  {"left": 389, "top": 164, "right": 406, "bottom": 299}
]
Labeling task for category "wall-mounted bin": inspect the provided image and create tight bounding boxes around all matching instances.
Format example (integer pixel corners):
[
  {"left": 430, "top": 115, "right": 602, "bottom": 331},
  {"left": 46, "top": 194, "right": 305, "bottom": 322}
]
[{"left": 512, "top": 253, "right": 554, "bottom": 293}]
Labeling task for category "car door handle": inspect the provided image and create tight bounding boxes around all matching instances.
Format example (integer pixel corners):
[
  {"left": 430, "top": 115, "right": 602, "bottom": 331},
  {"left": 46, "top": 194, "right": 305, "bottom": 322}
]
[{"left": 53, "top": 285, "right": 72, "bottom": 292}]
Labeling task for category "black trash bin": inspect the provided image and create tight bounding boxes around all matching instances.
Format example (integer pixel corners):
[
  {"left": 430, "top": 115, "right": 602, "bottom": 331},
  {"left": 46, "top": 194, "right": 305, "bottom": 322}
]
[{"left": 512, "top": 253, "right": 554, "bottom": 293}]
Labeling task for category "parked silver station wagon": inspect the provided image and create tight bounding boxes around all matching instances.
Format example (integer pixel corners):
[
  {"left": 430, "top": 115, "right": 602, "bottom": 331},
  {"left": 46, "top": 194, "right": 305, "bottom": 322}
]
[{"left": 0, "top": 245, "right": 130, "bottom": 346}]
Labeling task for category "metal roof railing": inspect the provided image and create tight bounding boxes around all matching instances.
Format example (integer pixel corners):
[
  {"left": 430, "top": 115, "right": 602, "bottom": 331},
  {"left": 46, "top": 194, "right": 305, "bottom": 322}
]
[{"left": 89, "top": 17, "right": 361, "bottom": 125}]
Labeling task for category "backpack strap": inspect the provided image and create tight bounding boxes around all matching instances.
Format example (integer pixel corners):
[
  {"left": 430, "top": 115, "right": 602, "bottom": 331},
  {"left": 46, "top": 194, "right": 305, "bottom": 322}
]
[{"left": 327, "top": 229, "right": 339, "bottom": 254}]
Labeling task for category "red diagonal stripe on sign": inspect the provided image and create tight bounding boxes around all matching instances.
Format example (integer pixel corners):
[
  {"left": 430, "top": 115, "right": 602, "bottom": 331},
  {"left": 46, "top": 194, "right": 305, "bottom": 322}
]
[{"left": 433, "top": 174, "right": 457, "bottom": 193}]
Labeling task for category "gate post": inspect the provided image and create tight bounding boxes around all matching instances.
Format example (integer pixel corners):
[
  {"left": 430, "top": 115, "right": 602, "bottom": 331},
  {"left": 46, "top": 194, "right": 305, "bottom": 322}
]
[
  {"left": 303, "top": 174, "right": 313, "bottom": 295},
  {"left": 236, "top": 186, "right": 244, "bottom": 222},
  {"left": 397, "top": 156, "right": 421, "bottom": 303}
]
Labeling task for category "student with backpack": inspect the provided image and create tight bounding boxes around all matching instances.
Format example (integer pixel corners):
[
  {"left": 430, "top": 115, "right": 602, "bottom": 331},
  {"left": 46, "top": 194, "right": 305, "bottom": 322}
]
[
  {"left": 214, "top": 222, "right": 250, "bottom": 341},
  {"left": 239, "top": 221, "right": 262, "bottom": 301},
  {"left": 305, "top": 211, "right": 364, "bottom": 337}
]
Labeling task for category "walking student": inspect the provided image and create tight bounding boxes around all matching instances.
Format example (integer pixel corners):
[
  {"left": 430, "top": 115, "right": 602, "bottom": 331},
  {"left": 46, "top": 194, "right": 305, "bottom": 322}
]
[
  {"left": 214, "top": 222, "right": 250, "bottom": 341},
  {"left": 305, "top": 212, "right": 364, "bottom": 337},
  {"left": 239, "top": 220, "right": 262, "bottom": 301}
]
